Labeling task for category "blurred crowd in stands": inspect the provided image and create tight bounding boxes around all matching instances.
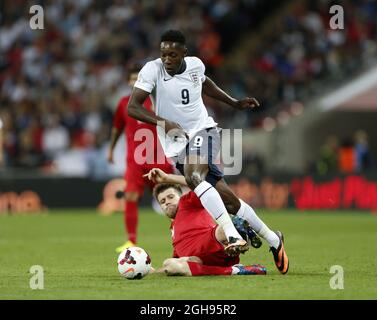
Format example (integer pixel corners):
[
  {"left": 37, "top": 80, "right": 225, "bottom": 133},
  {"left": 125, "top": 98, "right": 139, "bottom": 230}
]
[
  {"left": 220, "top": 0, "right": 377, "bottom": 127},
  {"left": 0, "top": 0, "right": 376, "bottom": 176},
  {"left": 314, "top": 130, "right": 374, "bottom": 176}
]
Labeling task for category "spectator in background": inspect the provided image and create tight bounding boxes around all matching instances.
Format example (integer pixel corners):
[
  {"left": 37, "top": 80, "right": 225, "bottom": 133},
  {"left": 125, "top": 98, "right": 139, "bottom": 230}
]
[
  {"left": 52, "top": 140, "right": 89, "bottom": 177},
  {"left": 86, "top": 137, "right": 111, "bottom": 180},
  {"left": 354, "top": 130, "right": 372, "bottom": 172},
  {"left": 316, "top": 135, "right": 339, "bottom": 176},
  {"left": 338, "top": 137, "right": 355, "bottom": 174},
  {"left": 17, "top": 123, "right": 45, "bottom": 168},
  {"left": 1, "top": 0, "right": 376, "bottom": 175},
  {"left": 41, "top": 113, "right": 70, "bottom": 162},
  {"left": 318, "top": 131, "right": 374, "bottom": 175},
  {"left": 0, "top": 109, "right": 16, "bottom": 167}
]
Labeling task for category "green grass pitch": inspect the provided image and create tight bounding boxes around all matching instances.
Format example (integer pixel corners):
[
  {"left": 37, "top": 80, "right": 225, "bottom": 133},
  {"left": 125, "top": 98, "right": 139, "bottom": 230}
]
[{"left": 1, "top": 209, "right": 376, "bottom": 300}]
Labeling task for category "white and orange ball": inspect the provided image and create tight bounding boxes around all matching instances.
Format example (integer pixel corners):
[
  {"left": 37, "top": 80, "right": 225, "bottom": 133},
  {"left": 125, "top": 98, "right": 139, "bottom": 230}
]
[{"left": 117, "top": 247, "right": 152, "bottom": 280}]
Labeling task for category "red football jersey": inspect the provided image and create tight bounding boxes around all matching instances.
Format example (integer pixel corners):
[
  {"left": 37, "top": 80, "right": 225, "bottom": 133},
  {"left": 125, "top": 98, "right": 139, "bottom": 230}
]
[
  {"left": 171, "top": 191, "right": 218, "bottom": 258},
  {"left": 113, "top": 95, "right": 163, "bottom": 164}
]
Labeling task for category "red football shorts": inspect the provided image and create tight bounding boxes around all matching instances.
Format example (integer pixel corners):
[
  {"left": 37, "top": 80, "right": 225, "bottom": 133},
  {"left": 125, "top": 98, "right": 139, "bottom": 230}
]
[{"left": 178, "top": 226, "right": 240, "bottom": 267}]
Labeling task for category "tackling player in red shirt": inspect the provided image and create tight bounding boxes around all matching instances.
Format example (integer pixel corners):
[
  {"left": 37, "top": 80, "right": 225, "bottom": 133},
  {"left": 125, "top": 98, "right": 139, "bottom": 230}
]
[
  {"left": 108, "top": 64, "right": 174, "bottom": 253},
  {"left": 150, "top": 183, "right": 266, "bottom": 276},
  {"left": 145, "top": 167, "right": 289, "bottom": 275}
]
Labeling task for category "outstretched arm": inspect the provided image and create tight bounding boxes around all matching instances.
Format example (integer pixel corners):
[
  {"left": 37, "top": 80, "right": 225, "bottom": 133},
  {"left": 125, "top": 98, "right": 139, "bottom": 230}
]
[
  {"left": 202, "top": 76, "right": 260, "bottom": 110},
  {"left": 143, "top": 168, "right": 188, "bottom": 186}
]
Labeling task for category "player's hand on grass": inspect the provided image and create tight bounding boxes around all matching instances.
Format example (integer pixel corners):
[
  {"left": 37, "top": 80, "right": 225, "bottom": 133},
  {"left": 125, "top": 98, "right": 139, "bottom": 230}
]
[
  {"left": 150, "top": 266, "right": 166, "bottom": 274},
  {"left": 143, "top": 168, "right": 168, "bottom": 184},
  {"left": 235, "top": 97, "right": 260, "bottom": 110}
]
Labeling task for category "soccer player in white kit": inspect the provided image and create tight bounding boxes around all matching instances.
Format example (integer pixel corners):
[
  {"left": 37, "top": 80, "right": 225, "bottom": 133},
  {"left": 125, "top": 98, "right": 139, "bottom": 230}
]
[{"left": 128, "top": 30, "right": 289, "bottom": 272}]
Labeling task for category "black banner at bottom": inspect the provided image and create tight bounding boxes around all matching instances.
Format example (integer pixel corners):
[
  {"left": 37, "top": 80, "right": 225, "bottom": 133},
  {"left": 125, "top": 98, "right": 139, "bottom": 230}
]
[{"left": 0, "top": 300, "right": 371, "bottom": 318}]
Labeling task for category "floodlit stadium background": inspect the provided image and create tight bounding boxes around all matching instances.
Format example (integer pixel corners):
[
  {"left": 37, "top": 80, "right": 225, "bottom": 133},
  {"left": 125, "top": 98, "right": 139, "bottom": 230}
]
[
  {"left": 1, "top": 0, "right": 377, "bottom": 301},
  {"left": 1, "top": 0, "right": 377, "bottom": 214}
]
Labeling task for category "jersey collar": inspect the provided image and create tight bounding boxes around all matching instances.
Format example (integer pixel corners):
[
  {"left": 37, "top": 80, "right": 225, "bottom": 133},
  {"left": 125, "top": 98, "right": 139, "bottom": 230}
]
[
  {"left": 176, "top": 59, "right": 187, "bottom": 75},
  {"left": 163, "top": 59, "right": 187, "bottom": 78}
]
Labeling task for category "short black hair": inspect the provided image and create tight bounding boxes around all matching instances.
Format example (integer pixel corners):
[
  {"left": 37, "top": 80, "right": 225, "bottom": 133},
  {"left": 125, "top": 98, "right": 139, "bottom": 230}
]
[
  {"left": 153, "top": 183, "right": 182, "bottom": 200},
  {"left": 160, "top": 30, "right": 186, "bottom": 45}
]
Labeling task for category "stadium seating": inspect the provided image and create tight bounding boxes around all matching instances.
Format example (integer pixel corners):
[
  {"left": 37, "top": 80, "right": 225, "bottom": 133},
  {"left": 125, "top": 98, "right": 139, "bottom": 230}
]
[{"left": 1, "top": 0, "right": 376, "bottom": 174}]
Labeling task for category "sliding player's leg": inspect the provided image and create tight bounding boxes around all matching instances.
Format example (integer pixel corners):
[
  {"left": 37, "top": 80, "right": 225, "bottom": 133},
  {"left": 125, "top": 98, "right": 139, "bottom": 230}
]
[
  {"left": 183, "top": 159, "right": 248, "bottom": 255},
  {"left": 160, "top": 257, "right": 200, "bottom": 276},
  {"left": 160, "top": 257, "right": 265, "bottom": 276},
  {"left": 160, "top": 225, "right": 266, "bottom": 276},
  {"left": 159, "top": 257, "right": 233, "bottom": 276}
]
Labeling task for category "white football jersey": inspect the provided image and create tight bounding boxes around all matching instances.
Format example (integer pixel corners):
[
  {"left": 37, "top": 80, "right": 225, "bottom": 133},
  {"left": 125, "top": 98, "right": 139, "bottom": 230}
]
[{"left": 134, "top": 56, "right": 217, "bottom": 157}]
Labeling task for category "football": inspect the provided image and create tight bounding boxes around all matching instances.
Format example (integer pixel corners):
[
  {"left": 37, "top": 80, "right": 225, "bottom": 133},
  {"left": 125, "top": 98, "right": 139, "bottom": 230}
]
[{"left": 117, "top": 246, "right": 152, "bottom": 279}]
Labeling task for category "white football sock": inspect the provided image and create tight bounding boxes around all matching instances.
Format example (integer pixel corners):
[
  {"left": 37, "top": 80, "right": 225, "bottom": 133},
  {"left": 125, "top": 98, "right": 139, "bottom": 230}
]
[
  {"left": 236, "top": 199, "right": 280, "bottom": 249},
  {"left": 194, "top": 181, "right": 242, "bottom": 241}
]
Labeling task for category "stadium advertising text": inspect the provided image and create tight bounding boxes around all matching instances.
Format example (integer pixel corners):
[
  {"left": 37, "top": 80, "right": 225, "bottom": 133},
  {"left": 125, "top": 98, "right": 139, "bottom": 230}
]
[
  {"left": 2, "top": 175, "right": 377, "bottom": 213},
  {"left": 0, "top": 191, "right": 45, "bottom": 214},
  {"left": 232, "top": 175, "right": 377, "bottom": 211},
  {"left": 290, "top": 175, "right": 377, "bottom": 211},
  {"left": 97, "top": 178, "right": 125, "bottom": 215}
]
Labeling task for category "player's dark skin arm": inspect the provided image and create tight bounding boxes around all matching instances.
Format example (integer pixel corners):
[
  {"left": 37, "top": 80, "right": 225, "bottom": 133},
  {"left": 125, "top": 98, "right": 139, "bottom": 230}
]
[
  {"left": 202, "top": 76, "right": 260, "bottom": 110},
  {"left": 128, "top": 87, "right": 185, "bottom": 134}
]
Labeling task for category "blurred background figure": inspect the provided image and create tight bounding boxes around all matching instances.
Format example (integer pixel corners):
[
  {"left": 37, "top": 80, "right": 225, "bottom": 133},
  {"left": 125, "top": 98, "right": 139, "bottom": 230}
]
[
  {"left": 42, "top": 113, "right": 70, "bottom": 162},
  {"left": 338, "top": 137, "right": 355, "bottom": 174},
  {"left": 316, "top": 135, "right": 339, "bottom": 176},
  {"left": 353, "top": 130, "right": 372, "bottom": 173}
]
